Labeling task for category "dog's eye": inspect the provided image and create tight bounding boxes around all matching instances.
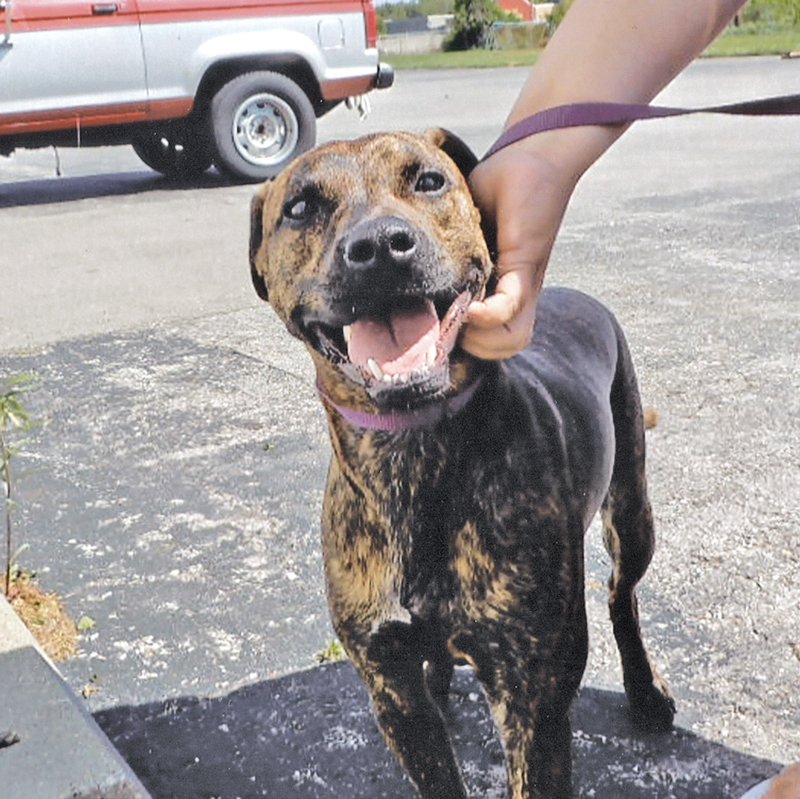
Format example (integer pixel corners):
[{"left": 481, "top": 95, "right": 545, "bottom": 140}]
[
  {"left": 283, "top": 195, "right": 317, "bottom": 223},
  {"left": 415, "top": 171, "right": 446, "bottom": 194}
]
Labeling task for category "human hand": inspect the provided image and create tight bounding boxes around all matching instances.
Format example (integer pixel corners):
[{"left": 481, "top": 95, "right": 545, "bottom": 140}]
[{"left": 463, "top": 138, "right": 577, "bottom": 360}]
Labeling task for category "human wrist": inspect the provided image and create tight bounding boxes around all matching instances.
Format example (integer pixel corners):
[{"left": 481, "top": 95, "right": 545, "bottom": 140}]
[{"left": 488, "top": 120, "right": 620, "bottom": 193}]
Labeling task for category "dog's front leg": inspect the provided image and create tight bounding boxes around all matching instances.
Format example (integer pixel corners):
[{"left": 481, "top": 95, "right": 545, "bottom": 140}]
[
  {"left": 451, "top": 624, "right": 583, "bottom": 799},
  {"left": 496, "top": 696, "right": 573, "bottom": 799},
  {"left": 346, "top": 621, "right": 468, "bottom": 799}
]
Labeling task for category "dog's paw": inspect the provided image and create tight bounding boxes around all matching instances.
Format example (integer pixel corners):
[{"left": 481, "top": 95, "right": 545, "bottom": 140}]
[{"left": 627, "top": 679, "right": 676, "bottom": 732}]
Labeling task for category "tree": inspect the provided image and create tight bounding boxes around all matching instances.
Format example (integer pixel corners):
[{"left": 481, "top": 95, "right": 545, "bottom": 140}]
[{"left": 449, "top": 0, "right": 507, "bottom": 49}]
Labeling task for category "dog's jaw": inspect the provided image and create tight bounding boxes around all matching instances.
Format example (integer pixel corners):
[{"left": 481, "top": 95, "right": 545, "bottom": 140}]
[{"left": 305, "top": 282, "right": 481, "bottom": 411}]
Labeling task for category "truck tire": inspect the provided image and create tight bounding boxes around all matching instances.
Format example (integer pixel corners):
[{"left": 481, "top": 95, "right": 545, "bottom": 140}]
[
  {"left": 209, "top": 71, "right": 316, "bottom": 182},
  {"left": 132, "top": 120, "right": 213, "bottom": 181}
]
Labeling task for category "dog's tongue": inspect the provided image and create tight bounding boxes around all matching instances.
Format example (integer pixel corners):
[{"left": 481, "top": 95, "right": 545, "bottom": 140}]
[{"left": 347, "top": 300, "right": 439, "bottom": 376}]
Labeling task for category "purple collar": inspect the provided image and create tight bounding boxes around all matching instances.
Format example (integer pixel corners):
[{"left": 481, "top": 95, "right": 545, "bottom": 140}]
[{"left": 316, "top": 376, "right": 484, "bottom": 431}]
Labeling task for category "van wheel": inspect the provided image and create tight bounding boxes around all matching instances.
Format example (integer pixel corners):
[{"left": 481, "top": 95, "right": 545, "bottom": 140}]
[
  {"left": 132, "top": 120, "right": 213, "bottom": 180},
  {"left": 209, "top": 71, "right": 316, "bottom": 182}
]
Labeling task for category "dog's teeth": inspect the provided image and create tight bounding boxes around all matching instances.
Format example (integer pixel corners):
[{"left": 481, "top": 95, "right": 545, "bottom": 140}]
[
  {"left": 367, "top": 358, "right": 384, "bottom": 381},
  {"left": 343, "top": 325, "right": 352, "bottom": 345},
  {"left": 426, "top": 343, "right": 437, "bottom": 367}
]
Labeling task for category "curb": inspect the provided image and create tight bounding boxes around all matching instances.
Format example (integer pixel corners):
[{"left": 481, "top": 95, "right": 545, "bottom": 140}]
[{"left": 0, "top": 595, "right": 152, "bottom": 799}]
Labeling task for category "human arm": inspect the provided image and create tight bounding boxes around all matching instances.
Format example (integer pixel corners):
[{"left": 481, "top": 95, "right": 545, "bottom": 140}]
[{"left": 462, "top": 0, "right": 746, "bottom": 360}]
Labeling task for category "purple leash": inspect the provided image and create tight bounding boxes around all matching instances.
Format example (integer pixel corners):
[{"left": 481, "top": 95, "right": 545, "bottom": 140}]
[{"left": 482, "top": 94, "right": 800, "bottom": 161}]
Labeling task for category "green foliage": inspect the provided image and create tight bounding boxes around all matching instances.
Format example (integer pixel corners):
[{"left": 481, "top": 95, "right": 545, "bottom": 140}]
[
  {"left": 703, "top": 1, "right": 800, "bottom": 56},
  {"left": 492, "top": 21, "right": 548, "bottom": 50},
  {"left": 314, "top": 639, "right": 347, "bottom": 663},
  {"left": 545, "top": 0, "right": 573, "bottom": 36},
  {"left": 447, "top": 0, "right": 516, "bottom": 50},
  {"left": 704, "top": 26, "right": 800, "bottom": 55},
  {"left": 384, "top": 46, "right": 541, "bottom": 69},
  {"left": 77, "top": 615, "right": 97, "bottom": 632},
  {"left": 1, "top": 374, "right": 41, "bottom": 597},
  {"left": 0, "top": 375, "right": 38, "bottom": 433},
  {"left": 743, "top": 0, "right": 800, "bottom": 26}
]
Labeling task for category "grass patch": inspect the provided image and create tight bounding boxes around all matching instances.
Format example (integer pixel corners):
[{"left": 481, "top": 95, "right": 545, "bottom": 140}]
[
  {"left": 7, "top": 568, "right": 78, "bottom": 662},
  {"left": 314, "top": 639, "right": 347, "bottom": 664},
  {"left": 384, "top": 47, "right": 541, "bottom": 70},
  {"left": 381, "top": 25, "right": 799, "bottom": 70},
  {"left": 703, "top": 24, "right": 800, "bottom": 56}
]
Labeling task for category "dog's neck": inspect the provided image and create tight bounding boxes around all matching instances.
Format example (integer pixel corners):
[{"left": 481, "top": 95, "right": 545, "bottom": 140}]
[{"left": 316, "top": 376, "right": 485, "bottom": 432}]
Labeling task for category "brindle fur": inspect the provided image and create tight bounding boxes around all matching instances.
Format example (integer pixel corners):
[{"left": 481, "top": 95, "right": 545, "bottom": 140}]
[{"left": 249, "top": 130, "right": 675, "bottom": 798}]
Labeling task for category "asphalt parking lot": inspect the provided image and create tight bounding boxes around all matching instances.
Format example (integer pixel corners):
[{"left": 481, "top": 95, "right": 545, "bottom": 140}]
[{"left": 1, "top": 56, "right": 799, "bottom": 797}]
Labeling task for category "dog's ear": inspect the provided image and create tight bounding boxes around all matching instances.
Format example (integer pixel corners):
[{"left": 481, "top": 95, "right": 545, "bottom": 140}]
[
  {"left": 424, "top": 127, "right": 496, "bottom": 259},
  {"left": 249, "top": 185, "right": 271, "bottom": 302},
  {"left": 424, "top": 128, "right": 479, "bottom": 179}
]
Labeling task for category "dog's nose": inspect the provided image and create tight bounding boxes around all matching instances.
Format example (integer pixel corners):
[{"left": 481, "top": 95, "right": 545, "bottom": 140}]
[{"left": 344, "top": 217, "right": 418, "bottom": 271}]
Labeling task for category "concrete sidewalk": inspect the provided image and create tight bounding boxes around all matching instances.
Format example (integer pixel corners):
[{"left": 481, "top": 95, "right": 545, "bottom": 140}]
[{"left": 0, "top": 596, "right": 151, "bottom": 799}]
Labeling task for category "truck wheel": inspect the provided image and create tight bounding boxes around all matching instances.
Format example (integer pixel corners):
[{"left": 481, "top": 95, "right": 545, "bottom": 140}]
[
  {"left": 132, "top": 120, "right": 213, "bottom": 181},
  {"left": 209, "top": 71, "right": 316, "bottom": 182}
]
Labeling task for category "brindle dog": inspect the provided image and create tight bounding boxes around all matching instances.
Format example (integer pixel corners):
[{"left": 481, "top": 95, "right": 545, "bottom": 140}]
[{"left": 249, "top": 129, "right": 676, "bottom": 798}]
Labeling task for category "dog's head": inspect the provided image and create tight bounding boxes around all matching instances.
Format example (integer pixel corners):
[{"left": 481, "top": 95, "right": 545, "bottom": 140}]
[{"left": 249, "top": 129, "right": 493, "bottom": 412}]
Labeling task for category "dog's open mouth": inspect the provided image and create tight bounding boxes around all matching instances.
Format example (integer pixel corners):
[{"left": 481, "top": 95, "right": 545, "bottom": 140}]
[{"left": 307, "top": 287, "right": 475, "bottom": 407}]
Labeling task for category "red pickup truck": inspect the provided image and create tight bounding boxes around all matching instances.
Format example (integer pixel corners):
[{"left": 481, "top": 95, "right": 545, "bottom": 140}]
[{"left": 0, "top": 0, "right": 394, "bottom": 181}]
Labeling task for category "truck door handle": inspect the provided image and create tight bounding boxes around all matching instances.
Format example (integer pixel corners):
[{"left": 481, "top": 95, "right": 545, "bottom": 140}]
[{"left": 92, "top": 3, "right": 119, "bottom": 14}]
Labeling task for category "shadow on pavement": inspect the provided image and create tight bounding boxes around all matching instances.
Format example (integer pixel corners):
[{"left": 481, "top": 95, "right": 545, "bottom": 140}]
[
  {"left": 0, "top": 169, "right": 232, "bottom": 208},
  {"left": 94, "top": 661, "right": 778, "bottom": 799}
]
